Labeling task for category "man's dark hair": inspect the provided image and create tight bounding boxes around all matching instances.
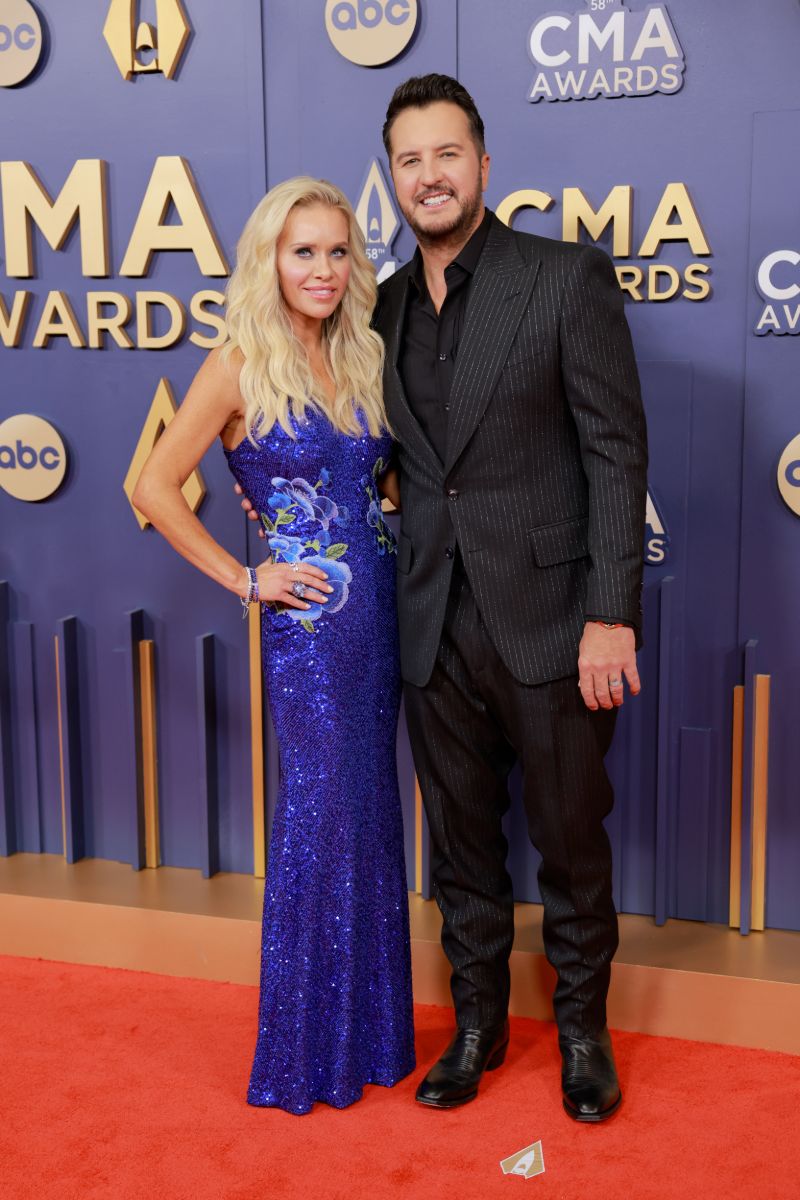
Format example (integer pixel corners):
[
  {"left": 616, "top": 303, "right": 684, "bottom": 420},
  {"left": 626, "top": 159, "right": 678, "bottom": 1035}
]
[{"left": 382, "top": 73, "right": 486, "bottom": 158}]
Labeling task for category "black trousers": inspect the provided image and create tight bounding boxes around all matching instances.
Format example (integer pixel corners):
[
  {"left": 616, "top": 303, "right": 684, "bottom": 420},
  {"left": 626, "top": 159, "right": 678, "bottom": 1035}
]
[{"left": 404, "top": 564, "right": 618, "bottom": 1039}]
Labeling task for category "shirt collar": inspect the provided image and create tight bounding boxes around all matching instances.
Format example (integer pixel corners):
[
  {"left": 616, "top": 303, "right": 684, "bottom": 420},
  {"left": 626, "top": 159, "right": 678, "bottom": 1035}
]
[{"left": 409, "top": 207, "right": 493, "bottom": 296}]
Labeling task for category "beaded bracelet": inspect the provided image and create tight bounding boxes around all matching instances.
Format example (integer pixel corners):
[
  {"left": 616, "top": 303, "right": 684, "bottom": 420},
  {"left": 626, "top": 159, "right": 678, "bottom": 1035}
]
[{"left": 240, "top": 566, "right": 259, "bottom": 618}]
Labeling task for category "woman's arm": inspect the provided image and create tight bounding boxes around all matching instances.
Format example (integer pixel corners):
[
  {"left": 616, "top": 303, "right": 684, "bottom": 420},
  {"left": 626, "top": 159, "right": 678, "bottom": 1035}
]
[
  {"left": 133, "top": 348, "right": 252, "bottom": 595},
  {"left": 132, "top": 348, "right": 331, "bottom": 609}
]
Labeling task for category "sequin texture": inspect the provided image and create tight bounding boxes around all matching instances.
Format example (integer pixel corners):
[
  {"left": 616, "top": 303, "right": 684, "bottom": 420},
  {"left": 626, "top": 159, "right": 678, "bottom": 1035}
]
[{"left": 225, "top": 410, "right": 415, "bottom": 1114}]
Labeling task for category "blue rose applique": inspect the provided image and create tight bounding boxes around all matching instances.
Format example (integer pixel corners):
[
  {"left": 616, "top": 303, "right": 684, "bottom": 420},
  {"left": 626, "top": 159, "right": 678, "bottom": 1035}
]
[
  {"left": 285, "top": 554, "right": 352, "bottom": 629},
  {"left": 266, "top": 534, "right": 306, "bottom": 563},
  {"left": 259, "top": 469, "right": 351, "bottom": 551},
  {"left": 269, "top": 476, "right": 339, "bottom": 529},
  {"left": 266, "top": 500, "right": 352, "bottom": 633}
]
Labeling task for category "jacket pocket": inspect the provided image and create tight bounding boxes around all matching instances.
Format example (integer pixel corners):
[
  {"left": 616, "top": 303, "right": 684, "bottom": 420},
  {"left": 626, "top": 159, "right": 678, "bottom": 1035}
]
[
  {"left": 397, "top": 531, "right": 413, "bottom": 574},
  {"left": 530, "top": 515, "right": 589, "bottom": 567}
]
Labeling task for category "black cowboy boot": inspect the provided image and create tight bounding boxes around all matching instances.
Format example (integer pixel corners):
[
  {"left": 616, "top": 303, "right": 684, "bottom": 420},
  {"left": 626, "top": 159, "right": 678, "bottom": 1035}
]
[
  {"left": 415, "top": 1021, "right": 509, "bottom": 1109},
  {"left": 560, "top": 1026, "right": 621, "bottom": 1122}
]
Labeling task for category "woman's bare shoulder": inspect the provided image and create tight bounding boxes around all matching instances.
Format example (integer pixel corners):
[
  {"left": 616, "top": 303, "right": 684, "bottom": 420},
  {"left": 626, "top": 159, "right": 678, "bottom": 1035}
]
[{"left": 201, "top": 344, "right": 245, "bottom": 392}]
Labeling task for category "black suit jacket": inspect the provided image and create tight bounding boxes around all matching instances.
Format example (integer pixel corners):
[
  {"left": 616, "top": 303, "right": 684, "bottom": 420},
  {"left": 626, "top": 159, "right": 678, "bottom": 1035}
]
[{"left": 374, "top": 214, "right": 648, "bottom": 688}]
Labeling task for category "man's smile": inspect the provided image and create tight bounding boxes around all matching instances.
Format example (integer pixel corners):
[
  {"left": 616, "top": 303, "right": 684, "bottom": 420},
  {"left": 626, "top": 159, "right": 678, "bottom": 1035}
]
[{"left": 419, "top": 191, "right": 454, "bottom": 208}]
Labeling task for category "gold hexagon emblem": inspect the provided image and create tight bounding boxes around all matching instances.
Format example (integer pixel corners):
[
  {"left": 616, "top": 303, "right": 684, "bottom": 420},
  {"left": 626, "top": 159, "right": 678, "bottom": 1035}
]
[
  {"left": 103, "top": 0, "right": 191, "bottom": 81},
  {"left": 124, "top": 377, "right": 205, "bottom": 529}
]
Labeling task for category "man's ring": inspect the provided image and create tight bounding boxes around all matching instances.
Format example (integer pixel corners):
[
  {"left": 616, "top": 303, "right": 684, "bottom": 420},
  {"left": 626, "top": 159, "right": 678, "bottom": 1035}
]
[
  {"left": 609, "top": 677, "right": 621, "bottom": 687},
  {"left": 291, "top": 581, "right": 307, "bottom": 599}
]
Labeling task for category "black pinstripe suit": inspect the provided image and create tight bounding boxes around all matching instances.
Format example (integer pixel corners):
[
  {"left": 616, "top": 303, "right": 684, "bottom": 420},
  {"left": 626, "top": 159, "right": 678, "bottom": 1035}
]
[{"left": 375, "top": 214, "right": 648, "bottom": 1037}]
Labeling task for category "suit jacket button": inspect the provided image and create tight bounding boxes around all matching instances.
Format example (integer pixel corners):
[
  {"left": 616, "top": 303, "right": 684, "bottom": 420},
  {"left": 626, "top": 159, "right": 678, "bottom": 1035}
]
[
  {"left": 444, "top": 547, "right": 454, "bottom": 559},
  {"left": 446, "top": 488, "right": 459, "bottom": 499}
]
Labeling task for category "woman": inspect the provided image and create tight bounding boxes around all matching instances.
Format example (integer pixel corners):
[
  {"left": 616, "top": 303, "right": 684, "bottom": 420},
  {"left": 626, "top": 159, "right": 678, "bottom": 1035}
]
[{"left": 133, "top": 177, "right": 415, "bottom": 1114}]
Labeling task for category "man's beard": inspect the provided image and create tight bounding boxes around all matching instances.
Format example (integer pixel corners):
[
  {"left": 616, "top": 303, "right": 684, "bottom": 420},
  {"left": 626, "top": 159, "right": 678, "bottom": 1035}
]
[{"left": 402, "top": 172, "right": 484, "bottom": 250}]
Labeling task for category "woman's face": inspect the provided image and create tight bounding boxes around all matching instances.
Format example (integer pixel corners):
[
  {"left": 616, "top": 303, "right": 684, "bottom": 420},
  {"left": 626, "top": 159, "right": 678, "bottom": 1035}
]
[{"left": 276, "top": 203, "right": 352, "bottom": 329}]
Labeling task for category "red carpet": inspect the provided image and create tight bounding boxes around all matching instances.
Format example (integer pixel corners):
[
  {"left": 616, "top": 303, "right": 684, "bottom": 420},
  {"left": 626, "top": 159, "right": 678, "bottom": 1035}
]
[{"left": 1, "top": 956, "right": 798, "bottom": 1199}]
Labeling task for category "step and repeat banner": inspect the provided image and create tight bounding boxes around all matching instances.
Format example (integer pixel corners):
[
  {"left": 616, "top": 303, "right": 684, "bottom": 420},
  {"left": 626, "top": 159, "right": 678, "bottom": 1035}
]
[{"left": 1, "top": 1, "right": 798, "bottom": 931}]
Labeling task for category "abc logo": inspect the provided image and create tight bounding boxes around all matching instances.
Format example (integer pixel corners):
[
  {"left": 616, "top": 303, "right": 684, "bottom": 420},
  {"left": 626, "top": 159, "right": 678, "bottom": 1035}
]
[
  {"left": 325, "top": 0, "right": 418, "bottom": 67},
  {"left": 777, "top": 433, "right": 800, "bottom": 517},
  {"left": 0, "top": 0, "right": 43, "bottom": 87},
  {"left": 0, "top": 414, "right": 67, "bottom": 502}
]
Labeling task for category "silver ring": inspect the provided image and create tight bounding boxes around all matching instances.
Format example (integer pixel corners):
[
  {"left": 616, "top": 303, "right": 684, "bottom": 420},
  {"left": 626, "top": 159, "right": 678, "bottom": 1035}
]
[
  {"left": 291, "top": 581, "right": 307, "bottom": 599},
  {"left": 609, "top": 677, "right": 621, "bottom": 687}
]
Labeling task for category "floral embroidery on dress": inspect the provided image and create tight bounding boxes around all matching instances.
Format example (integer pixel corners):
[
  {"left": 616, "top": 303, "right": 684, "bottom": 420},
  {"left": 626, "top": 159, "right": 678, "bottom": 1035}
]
[
  {"left": 259, "top": 470, "right": 351, "bottom": 634},
  {"left": 361, "top": 457, "right": 397, "bottom": 557}
]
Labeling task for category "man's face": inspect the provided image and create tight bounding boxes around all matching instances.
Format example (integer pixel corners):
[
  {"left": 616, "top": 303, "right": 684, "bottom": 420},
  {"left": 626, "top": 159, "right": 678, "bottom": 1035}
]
[{"left": 388, "top": 101, "right": 490, "bottom": 246}]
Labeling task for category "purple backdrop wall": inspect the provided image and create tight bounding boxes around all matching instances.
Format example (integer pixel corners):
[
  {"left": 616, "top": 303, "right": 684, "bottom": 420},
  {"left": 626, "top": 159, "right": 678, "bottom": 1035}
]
[{"left": 1, "top": 0, "right": 798, "bottom": 931}]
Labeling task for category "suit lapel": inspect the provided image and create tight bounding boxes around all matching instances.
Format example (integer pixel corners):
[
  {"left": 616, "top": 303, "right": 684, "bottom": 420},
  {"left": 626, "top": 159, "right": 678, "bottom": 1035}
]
[
  {"left": 380, "top": 271, "right": 444, "bottom": 477},
  {"left": 444, "top": 218, "right": 541, "bottom": 476}
]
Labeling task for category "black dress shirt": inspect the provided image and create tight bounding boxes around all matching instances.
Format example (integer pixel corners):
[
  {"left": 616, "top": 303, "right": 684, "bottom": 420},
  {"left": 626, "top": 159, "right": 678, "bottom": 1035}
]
[{"left": 398, "top": 208, "right": 492, "bottom": 464}]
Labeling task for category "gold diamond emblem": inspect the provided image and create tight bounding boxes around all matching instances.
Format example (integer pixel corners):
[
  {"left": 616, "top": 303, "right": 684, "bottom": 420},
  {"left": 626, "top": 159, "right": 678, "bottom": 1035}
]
[
  {"left": 123, "top": 377, "right": 205, "bottom": 529},
  {"left": 103, "top": 0, "right": 191, "bottom": 81}
]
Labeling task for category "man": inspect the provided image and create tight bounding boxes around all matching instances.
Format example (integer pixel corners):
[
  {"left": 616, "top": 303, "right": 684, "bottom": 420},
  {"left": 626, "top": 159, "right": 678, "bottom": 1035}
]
[
  {"left": 241, "top": 73, "right": 647, "bottom": 1121},
  {"left": 375, "top": 74, "right": 646, "bottom": 1122}
]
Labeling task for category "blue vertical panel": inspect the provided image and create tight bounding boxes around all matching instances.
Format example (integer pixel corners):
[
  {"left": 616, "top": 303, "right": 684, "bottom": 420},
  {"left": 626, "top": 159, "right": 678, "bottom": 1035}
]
[
  {"left": 0, "top": 583, "right": 16, "bottom": 855},
  {"left": 11, "top": 622, "right": 42, "bottom": 853},
  {"left": 618, "top": 676, "right": 643, "bottom": 909},
  {"left": 654, "top": 577, "right": 674, "bottom": 926},
  {"left": 676, "top": 727, "right": 712, "bottom": 920},
  {"left": 740, "top": 110, "right": 800, "bottom": 931},
  {"left": 618, "top": 581, "right": 659, "bottom": 916},
  {"left": 738, "top": 639, "right": 759, "bottom": 937},
  {"left": 612, "top": 361, "right": 692, "bottom": 916},
  {"left": 56, "top": 616, "right": 84, "bottom": 863},
  {"left": 196, "top": 633, "right": 219, "bottom": 879},
  {"left": 123, "top": 609, "right": 146, "bottom": 870}
]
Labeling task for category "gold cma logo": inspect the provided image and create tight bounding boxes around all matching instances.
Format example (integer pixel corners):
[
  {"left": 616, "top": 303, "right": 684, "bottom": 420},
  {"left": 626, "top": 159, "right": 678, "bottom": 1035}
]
[{"left": 103, "top": 0, "right": 191, "bottom": 81}]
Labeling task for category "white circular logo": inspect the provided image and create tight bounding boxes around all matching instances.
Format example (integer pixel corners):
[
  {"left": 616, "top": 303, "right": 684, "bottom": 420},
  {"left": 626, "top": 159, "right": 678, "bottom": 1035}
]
[
  {"left": 325, "top": 0, "right": 418, "bottom": 67},
  {"left": 0, "top": 414, "right": 67, "bottom": 501},
  {"left": 778, "top": 433, "right": 800, "bottom": 517},
  {"left": 0, "top": 0, "right": 43, "bottom": 87}
]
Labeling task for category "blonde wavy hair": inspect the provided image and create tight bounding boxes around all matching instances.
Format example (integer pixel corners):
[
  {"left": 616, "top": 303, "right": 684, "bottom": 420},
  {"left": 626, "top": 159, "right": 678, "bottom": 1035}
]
[{"left": 223, "top": 177, "right": 387, "bottom": 440}]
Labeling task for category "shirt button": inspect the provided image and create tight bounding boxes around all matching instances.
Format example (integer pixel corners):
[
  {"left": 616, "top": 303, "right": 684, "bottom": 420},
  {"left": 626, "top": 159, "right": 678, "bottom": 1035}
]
[
  {"left": 438, "top": 353, "right": 447, "bottom": 361},
  {"left": 445, "top": 547, "right": 454, "bottom": 559}
]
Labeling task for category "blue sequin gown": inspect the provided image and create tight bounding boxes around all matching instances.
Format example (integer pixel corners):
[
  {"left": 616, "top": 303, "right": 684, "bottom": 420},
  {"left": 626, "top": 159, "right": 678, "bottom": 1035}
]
[{"left": 224, "top": 409, "right": 415, "bottom": 1115}]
